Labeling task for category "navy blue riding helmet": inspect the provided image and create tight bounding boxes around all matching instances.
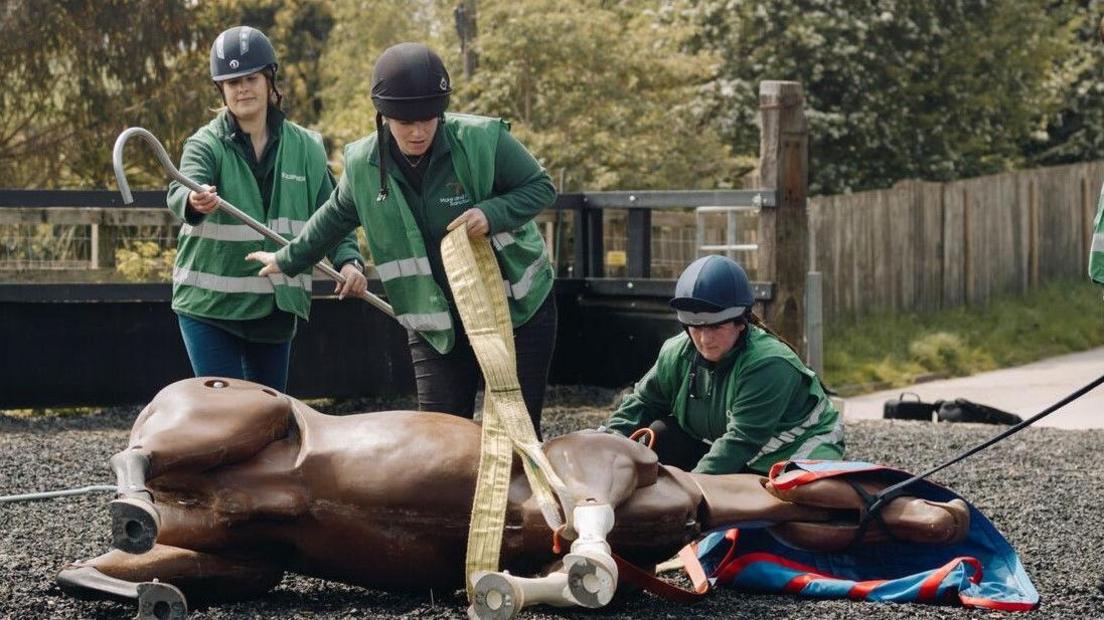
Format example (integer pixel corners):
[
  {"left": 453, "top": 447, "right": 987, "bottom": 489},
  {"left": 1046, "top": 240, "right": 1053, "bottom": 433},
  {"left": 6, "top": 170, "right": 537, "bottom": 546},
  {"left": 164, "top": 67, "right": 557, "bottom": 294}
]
[
  {"left": 670, "top": 255, "right": 754, "bottom": 326},
  {"left": 210, "top": 26, "right": 278, "bottom": 82},
  {"left": 209, "top": 26, "right": 282, "bottom": 106}
]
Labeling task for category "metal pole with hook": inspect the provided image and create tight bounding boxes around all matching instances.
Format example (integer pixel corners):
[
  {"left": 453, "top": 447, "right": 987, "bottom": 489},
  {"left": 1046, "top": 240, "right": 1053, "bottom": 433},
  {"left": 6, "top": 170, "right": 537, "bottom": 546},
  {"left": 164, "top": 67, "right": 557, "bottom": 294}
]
[{"left": 112, "top": 127, "right": 395, "bottom": 319}]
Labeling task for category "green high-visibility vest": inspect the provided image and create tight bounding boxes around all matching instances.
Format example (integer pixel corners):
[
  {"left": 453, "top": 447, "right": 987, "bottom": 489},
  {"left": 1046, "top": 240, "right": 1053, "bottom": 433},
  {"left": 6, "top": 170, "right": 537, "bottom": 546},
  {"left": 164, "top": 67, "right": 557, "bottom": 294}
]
[
  {"left": 172, "top": 116, "right": 327, "bottom": 321},
  {"left": 343, "top": 113, "right": 554, "bottom": 353},
  {"left": 1090, "top": 182, "right": 1104, "bottom": 286}
]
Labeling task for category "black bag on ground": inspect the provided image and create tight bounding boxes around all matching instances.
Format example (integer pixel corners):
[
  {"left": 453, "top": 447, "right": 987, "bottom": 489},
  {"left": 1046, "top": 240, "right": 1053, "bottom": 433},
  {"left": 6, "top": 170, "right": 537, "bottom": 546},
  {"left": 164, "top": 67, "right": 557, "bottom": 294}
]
[
  {"left": 936, "top": 399, "right": 1023, "bottom": 425},
  {"left": 883, "top": 393, "right": 1022, "bottom": 425},
  {"left": 883, "top": 393, "right": 938, "bottom": 421}
]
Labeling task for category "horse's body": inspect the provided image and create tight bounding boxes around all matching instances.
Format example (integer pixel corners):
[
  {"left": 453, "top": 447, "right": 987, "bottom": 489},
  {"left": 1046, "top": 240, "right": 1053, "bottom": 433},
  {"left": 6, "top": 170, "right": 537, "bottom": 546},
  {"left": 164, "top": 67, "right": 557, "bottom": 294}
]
[{"left": 58, "top": 378, "right": 967, "bottom": 619}]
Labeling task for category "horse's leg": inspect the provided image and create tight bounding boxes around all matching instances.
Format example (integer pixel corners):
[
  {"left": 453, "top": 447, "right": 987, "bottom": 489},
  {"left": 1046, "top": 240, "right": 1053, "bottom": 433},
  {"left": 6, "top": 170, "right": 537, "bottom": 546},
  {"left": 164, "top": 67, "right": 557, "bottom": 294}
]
[
  {"left": 765, "top": 473, "right": 970, "bottom": 551},
  {"left": 472, "top": 431, "right": 662, "bottom": 618},
  {"left": 58, "top": 544, "right": 284, "bottom": 618},
  {"left": 469, "top": 570, "right": 573, "bottom": 618},
  {"left": 108, "top": 378, "right": 294, "bottom": 554}
]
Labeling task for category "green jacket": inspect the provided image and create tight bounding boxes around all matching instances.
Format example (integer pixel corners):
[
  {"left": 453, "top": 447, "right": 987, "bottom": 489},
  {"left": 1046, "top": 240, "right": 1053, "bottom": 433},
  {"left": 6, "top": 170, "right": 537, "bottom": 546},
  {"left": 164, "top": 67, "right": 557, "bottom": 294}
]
[
  {"left": 276, "top": 113, "right": 556, "bottom": 353},
  {"left": 1090, "top": 182, "right": 1104, "bottom": 285},
  {"left": 167, "top": 110, "right": 361, "bottom": 326},
  {"left": 604, "top": 326, "right": 845, "bottom": 474}
]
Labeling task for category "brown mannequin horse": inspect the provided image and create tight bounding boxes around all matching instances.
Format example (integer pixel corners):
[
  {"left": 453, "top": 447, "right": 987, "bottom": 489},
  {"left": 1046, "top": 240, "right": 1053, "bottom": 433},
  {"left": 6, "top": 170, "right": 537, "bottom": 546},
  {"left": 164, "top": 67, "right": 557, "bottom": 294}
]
[{"left": 57, "top": 378, "right": 968, "bottom": 619}]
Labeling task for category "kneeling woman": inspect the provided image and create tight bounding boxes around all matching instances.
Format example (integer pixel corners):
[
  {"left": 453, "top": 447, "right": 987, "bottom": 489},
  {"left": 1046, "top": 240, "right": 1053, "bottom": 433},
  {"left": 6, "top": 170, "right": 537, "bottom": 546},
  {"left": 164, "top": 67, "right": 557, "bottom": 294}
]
[{"left": 602, "top": 255, "right": 844, "bottom": 474}]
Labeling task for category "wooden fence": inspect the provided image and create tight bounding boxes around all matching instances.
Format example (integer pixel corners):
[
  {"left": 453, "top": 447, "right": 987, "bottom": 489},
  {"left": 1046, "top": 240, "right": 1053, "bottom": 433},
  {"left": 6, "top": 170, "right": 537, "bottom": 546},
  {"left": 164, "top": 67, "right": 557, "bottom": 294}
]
[{"left": 808, "top": 161, "right": 1104, "bottom": 323}]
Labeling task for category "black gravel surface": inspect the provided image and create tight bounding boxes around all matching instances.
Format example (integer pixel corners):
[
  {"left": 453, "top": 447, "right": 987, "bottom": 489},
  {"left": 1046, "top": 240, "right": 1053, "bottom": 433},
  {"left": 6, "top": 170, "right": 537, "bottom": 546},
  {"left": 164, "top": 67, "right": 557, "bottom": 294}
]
[{"left": 2, "top": 387, "right": 1103, "bottom": 619}]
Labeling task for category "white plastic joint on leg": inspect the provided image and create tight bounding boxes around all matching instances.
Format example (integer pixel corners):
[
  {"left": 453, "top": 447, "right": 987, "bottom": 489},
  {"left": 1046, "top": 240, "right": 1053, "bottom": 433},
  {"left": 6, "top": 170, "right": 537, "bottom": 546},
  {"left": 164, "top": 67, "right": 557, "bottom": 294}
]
[
  {"left": 569, "top": 504, "right": 614, "bottom": 557},
  {"left": 563, "top": 503, "right": 618, "bottom": 608}
]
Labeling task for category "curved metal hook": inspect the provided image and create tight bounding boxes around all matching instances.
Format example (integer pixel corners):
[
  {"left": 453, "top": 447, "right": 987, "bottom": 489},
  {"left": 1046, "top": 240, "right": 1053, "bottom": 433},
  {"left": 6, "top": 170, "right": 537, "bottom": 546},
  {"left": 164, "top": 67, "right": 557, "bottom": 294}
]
[
  {"left": 113, "top": 127, "right": 203, "bottom": 205},
  {"left": 111, "top": 127, "right": 395, "bottom": 318}
]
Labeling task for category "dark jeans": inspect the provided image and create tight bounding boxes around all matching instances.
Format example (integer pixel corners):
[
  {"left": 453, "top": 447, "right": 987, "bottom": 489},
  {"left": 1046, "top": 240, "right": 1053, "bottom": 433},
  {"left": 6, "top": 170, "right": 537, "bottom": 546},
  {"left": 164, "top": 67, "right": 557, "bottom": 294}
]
[
  {"left": 648, "top": 416, "right": 710, "bottom": 471},
  {"left": 647, "top": 416, "right": 756, "bottom": 473},
  {"left": 177, "top": 314, "right": 292, "bottom": 392},
  {"left": 407, "top": 294, "right": 557, "bottom": 438}
]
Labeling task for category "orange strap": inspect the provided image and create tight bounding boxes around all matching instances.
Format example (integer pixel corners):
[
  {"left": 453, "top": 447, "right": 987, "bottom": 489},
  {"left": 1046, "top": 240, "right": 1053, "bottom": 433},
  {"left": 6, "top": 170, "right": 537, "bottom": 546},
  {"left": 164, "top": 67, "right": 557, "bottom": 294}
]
[
  {"left": 612, "top": 543, "right": 710, "bottom": 605},
  {"left": 628, "top": 427, "right": 656, "bottom": 449}
]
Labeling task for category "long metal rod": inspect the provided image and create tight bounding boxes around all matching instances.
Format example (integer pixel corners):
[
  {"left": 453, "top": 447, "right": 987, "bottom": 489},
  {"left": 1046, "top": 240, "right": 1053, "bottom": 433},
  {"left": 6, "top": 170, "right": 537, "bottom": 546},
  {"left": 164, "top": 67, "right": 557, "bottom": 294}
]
[
  {"left": 112, "top": 127, "right": 395, "bottom": 318},
  {"left": 0, "top": 484, "right": 116, "bottom": 503}
]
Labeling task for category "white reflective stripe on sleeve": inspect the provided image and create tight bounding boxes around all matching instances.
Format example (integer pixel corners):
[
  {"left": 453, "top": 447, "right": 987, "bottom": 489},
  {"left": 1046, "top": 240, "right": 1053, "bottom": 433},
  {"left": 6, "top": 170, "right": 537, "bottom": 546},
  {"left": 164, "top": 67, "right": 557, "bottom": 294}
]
[
  {"left": 788, "top": 418, "right": 845, "bottom": 461},
  {"left": 751, "top": 398, "right": 829, "bottom": 461},
  {"left": 505, "top": 254, "right": 548, "bottom": 300},
  {"left": 173, "top": 267, "right": 311, "bottom": 293},
  {"left": 396, "top": 311, "right": 452, "bottom": 332},
  {"left": 268, "top": 217, "right": 306, "bottom": 236},
  {"left": 375, "top": 257, "right": 433, "bottom": 282},
  {"left": 180, "top": 222, "right": 264, "bottom": 242},
  {"left": 490, "top": 232, "right": 516, "bottom": 250},
  {"left": 1092, "top": 232, "right": 1104, "bottom": 252}
]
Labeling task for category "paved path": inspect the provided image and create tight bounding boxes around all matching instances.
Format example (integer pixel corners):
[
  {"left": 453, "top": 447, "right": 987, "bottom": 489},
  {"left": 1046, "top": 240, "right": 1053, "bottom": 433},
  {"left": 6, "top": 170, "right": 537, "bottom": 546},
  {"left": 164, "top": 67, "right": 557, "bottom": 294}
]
[{"left": 842, "top": 346, "right": 1104, "bottom": 429}]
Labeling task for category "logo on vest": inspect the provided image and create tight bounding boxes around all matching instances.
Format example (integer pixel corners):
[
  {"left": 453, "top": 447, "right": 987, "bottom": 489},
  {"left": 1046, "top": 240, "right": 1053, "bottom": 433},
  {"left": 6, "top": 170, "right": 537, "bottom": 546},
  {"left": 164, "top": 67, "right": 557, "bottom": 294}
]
[
  {"left": 281, "top": 172, "right": 307, "bottom": 183},
  {"left": 439, "top": 181, "right": 470, "bottom": 209}
]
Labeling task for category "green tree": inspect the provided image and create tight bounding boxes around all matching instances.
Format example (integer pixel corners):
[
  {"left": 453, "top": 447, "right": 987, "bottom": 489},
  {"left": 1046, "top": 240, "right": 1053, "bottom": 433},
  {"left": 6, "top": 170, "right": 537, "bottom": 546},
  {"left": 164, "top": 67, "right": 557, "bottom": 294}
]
[
  {"left": 1023, "top": 1, "right": 1104, "bottom": 167},
  {"left": 690, "top": 0, "right": 1069, "bottom": 194},
  {"left": 0, "top": 0, "right": 219, "bottom": 189},
  {"left": 316, "top": 0, "right": 738, "bottom": 188},
  {"left": 317, "top": 0, "right": 432, "bottom": 152},
  {"left": 0, "top": 0, "right": 337, "bottom": 189},
  {"left": 454, "top": 0, "right": 739, "bottom": 190}
]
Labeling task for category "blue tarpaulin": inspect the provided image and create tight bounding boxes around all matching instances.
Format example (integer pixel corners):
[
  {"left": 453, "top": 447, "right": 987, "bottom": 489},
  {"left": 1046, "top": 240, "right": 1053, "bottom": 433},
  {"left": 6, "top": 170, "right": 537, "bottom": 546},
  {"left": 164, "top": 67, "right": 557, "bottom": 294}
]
[{"left": 696, "top": 461, "right": 1038, "bottom": 611}]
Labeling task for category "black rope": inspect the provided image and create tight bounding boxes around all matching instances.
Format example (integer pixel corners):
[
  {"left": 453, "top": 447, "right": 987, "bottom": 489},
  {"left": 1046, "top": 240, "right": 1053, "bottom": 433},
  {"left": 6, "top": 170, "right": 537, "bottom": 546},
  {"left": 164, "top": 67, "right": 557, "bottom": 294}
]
[{"left": 871, "top": 370, "right": 1104, "bottom": 506}]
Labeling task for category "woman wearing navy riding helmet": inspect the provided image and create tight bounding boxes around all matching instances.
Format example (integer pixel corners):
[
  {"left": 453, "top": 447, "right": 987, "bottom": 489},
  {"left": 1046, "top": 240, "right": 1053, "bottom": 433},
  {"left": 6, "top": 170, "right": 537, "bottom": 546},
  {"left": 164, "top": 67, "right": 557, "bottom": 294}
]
[
  {"left": 248, "top": 42, "right": 558, "bottom": 435},
  {"left": 602, "top": 255, "right": 844, "bottom": 474},
  {"left": 167, "top": 26, "right": 366, "bottom": 392}
]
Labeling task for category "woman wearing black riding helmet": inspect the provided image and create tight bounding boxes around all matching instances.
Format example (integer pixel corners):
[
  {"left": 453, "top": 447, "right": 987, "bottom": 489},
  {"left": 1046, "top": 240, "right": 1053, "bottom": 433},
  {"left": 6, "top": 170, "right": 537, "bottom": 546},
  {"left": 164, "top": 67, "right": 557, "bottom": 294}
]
[
  {"left": 249, "top": 42, "right": 558, "bottom": 435},
  {"left": 166, "top": 26, "right": 366, "bottom": 393},
  {"left": 602, "top": 255, "right": 844, "bottom": 474}
]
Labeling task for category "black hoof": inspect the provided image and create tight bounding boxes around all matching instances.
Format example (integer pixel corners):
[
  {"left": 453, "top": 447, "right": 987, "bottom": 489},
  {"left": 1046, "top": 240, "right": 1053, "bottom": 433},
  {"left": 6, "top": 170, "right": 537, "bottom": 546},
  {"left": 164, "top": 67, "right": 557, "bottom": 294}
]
[
  {"left": 137, "top": 581, "right": 187, "bottom": 620},
  {"left": 110, "top": 497, "right": 160, "bottom": 554}
]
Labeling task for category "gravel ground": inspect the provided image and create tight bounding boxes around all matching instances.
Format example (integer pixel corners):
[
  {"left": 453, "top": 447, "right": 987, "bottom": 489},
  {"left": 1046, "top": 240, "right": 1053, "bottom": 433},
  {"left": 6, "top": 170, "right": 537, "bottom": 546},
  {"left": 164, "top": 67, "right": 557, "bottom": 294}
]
[{"left": 2, "top": 386, "right": 1104, "bottom": 619}]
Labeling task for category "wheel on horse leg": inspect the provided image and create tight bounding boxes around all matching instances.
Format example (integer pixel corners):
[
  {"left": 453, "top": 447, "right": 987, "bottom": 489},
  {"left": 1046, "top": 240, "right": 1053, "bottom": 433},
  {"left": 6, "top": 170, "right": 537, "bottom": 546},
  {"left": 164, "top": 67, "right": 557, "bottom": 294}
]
[
  {"left": 564, "top": 552, "right": 617, "bottom": 609},
  {"left": 136, "top": 581, "right": 187, "bottom": 620},
  {"left": 110, "top": 497, "right": 161, "bottom": 554},
  {"left": 469, "top": 571, "right": 524, "bottom": 620}
]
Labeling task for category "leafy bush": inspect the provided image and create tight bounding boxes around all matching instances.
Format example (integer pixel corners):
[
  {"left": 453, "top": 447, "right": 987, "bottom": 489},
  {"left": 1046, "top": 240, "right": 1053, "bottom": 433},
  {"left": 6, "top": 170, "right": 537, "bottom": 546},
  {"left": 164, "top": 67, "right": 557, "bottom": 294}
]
[{"left": 115, "top": 242, "right": 175, "bottom": 282}]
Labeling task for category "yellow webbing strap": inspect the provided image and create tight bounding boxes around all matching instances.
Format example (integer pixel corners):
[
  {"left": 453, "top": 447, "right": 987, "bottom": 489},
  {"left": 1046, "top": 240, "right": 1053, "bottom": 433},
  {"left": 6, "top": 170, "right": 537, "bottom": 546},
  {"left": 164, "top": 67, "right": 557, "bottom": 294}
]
[{"left": 440, "top": 228, "right": 571, "bottom": 599}]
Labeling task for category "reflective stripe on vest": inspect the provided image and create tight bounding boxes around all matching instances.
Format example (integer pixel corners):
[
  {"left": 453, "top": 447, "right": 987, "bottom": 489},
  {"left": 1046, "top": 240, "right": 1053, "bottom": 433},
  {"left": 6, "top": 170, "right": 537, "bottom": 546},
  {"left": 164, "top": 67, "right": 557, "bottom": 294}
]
[
  {"left": 490, "top": 232, "right": 515, "bottom": 250},
  {"left": 789, "top": 418, "right": 846, "bottom": 460},
  {"left": 376, "top": 256, "right": 433, "bottom": 282},
  {"left": 180, "top": 218, "right": 307, "bottom": 242},
  {"left": 503, "top": 253, "right": 547, "bottom": 300},
  {"left": 751, "top": 397, "right": 830, "bottom": 461},
  {"left": 173, "top": 266, "right": 311, "bottom": 294},
  {"left": 395, "top": 311, "right": 452, "bottom": 332},
  {"left": 1093, "top": 232, "right": 1104, "bottom": 252}
]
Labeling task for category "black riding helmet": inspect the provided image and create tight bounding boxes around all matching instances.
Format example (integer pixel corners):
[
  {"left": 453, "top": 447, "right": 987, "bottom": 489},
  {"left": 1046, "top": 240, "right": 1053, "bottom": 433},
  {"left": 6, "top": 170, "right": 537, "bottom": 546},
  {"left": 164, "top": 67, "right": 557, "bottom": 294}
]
[
  {"left": 210, "top": 26, "right": 282, "bottom": 105},
  {"left": 670, "top": 255, "right": 755, "bottom": 326},
  {"left": 370, "top": 43, "right": 452, "bottom": 201}
]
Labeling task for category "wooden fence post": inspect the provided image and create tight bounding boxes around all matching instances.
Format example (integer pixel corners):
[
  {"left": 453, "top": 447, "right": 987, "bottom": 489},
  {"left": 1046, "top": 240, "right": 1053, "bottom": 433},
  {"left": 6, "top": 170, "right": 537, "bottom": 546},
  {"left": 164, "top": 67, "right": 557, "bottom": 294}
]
[{"left": 758, "top": 81, "right": 809, "bottom": 355}]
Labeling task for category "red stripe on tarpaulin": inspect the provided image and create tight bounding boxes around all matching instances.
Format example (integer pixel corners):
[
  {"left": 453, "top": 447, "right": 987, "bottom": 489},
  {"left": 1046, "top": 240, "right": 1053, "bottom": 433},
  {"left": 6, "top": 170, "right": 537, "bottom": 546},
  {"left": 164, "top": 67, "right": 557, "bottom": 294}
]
[
  {"left": 784, "top": 573, "right": 817, "bottom": 593},
  {"left": 917, "top": 556, "right": 983, "bottom": 600},
  {"left": 847, "top": 578, "right": 888, "bottom": 599},
  {"left": 715, "top": 548, "right": 898, "bottom": 600},
  {"left": 768, "top": 462, "right": 882, "bottom": 491},
  {"left": 715, "top": 551, "right": 830, "bottom": 584}
]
